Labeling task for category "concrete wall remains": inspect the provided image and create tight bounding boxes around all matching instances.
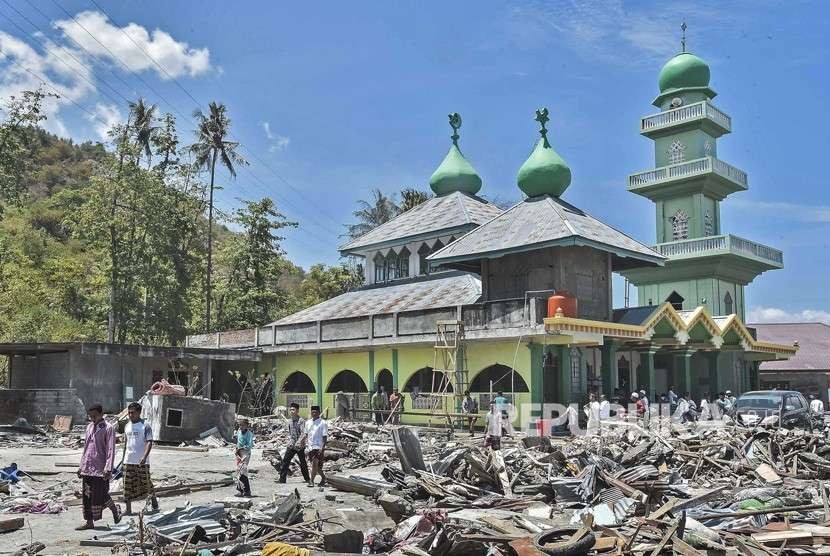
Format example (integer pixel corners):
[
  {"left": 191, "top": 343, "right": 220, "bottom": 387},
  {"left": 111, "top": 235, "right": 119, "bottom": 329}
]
[{"left": 0, "top": 388, "right": 86, "bottom": 425}]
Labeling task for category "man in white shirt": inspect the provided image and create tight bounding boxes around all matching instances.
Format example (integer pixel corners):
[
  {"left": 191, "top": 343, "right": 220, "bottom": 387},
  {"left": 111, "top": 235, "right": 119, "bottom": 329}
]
[
  {"left": 302, "top": 405, "right": 328, "bottom": 488},
  {"left": 585, "top": 392, "right": 601, "bottom": 435},
  {"left": 121, "top": 402, "right": 158, "bottom": 514},
  {"left": 810, "top": 394, "right": 825, "bottom": 414},
  {"left": 484, "top": 401, "right": 502, "bottom": 450},
  {"left": 599, "top": 393, "right": 611, "bottom": 420}
]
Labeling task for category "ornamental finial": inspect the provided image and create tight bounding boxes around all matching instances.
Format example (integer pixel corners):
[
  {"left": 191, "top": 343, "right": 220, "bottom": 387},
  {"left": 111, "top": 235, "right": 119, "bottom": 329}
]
[
  {"left": 448, "top": 112, "right": 461, "bottom": 146},
  {"left": 681, "top": 22, "right": 687, "bottom": 53},
  {"left": 535, "top": 107, "right": 550, "bottom": 146}
]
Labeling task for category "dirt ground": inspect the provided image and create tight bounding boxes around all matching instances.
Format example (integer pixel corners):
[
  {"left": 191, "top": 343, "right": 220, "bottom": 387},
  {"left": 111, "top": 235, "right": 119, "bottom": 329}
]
[{"left": 0, "top": 443, "right": 391, "bottom": 555}]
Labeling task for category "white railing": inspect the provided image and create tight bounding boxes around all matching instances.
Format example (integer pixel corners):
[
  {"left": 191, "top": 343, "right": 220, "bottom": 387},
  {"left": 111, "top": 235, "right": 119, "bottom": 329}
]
[
  {"left": 656, "top": 234, "right": 783, "bottom": 266},
  {"left": 657, "top": 236, "right": 727, "bottom": 257},
  {"left": 640, "top": 101, "right": 731, "bottom": 133},
  {"left": 729, "top": 235, "right": 784, "bottom": 265},
  {"left": 712, "top": 158, "right": 748, "bottom": 187},
  {"left": 629, "top": 157, "right": 746, "bottom": 189}
]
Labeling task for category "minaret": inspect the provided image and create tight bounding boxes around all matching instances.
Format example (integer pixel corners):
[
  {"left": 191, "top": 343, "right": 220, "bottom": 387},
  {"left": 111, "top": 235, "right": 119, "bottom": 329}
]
[{"left": 620, "top": 25, "right": 783, "bottom": 319}]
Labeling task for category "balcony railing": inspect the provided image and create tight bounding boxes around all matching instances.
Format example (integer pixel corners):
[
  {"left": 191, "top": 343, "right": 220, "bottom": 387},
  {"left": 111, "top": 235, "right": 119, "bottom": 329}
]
[
  {"left": 640, "top": 101, "right": 731, "bottom": 134},
  {"left": 655, "top": 234, "right": 783, "bottom": 267},
  {"left": 629, "top": 157, "right": 747, "bottom": 190}
]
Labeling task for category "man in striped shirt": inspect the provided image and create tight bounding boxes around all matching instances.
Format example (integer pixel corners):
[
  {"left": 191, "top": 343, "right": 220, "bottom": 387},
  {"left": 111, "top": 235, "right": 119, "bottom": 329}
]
[{"left": 278, "top": 403, "right": 310, "bottom": 483}]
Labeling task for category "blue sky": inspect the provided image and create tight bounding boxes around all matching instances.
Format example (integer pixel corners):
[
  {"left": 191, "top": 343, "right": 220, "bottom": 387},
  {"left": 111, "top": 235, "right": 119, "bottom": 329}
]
[{"left": 1, "top": 0, "right": 828, "bottom": 322}]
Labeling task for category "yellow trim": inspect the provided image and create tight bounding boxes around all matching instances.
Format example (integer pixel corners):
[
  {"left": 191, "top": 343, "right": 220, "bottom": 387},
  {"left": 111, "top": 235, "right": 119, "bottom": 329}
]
[{"left": 543, "top": 304, "right": 797, "bottom": 356}]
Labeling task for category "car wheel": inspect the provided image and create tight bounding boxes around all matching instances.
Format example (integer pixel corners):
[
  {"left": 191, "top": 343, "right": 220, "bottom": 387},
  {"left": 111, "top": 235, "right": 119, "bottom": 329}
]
[{"left": 533, "top": 527, "right": 596, "bottom": 556}]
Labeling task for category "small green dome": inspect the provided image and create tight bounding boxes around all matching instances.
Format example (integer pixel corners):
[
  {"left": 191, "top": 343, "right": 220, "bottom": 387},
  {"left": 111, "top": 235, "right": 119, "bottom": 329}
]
[
  {"left": 517, "top": 138, "right": 571, "bottom": 197},
  {"left": 429, "top": 113, "right": 482, "bottom": 196},
  {"left": 658, "top": 52, "right": 710, "bottom": 93}
]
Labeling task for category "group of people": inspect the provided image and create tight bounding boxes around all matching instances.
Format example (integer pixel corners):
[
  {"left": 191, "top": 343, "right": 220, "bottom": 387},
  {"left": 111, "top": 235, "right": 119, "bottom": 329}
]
[
  {"left": 617, "top": 387, "right": 739, "bottom": 422},
  {"left": 74, "top": 401, "right": 332, "bottom": 530},
  {"left": 370, "top": 385, "right": 405, "bottom": 425}
]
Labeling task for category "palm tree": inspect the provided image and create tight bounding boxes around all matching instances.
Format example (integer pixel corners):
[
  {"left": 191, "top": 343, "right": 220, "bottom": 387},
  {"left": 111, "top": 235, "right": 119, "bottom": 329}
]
[
  {"left": 128, "top": 98, "right": 158, "bottom": 167},
  {"left": 399, "top": 187, "right": 432, "bottom": 213},
  {"left": 190, "top": 101, "right": 247, "bottom": 331},
  {"left": 346, "top": 188, "right": 400, "bottom": 240}
]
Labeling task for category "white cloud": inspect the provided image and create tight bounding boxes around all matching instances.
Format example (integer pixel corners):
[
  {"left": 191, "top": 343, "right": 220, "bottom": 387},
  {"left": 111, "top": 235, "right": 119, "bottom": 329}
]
[
  {"left": 0, "top": 31, "right": 95, "bottom": 136},
  {"left": 747, "top": 306, "right": 830, "bottom": 325},
  {"left": 507, "top": 0, "right": 740, "bottom": 65},
  {"left": 86, "top": 102, "right": 123, "bottom": 140},
  {"left": 261, "top": 120, "right": 290, "bottom": 152},
  {"left": 53, "top": 11, "right": 211, "bottom": 79},
  {"left": 731, "top": 198, "right": 830, "bottom": 223}
]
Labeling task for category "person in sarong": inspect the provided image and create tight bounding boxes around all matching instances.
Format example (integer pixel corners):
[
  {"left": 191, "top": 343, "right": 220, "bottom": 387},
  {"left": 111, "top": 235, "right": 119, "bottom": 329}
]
[
  {"left": 121, "top": 401, "right": 158, "bottom": 514},
  {"left": 234, "top": 418, "right": 254, "bottom": 497},
  {"left": 76, "top": 404, "right": 121, "bottom": 530}
]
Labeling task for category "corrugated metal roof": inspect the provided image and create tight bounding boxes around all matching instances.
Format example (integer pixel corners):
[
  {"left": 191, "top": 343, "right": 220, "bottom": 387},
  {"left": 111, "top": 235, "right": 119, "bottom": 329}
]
[
  {"left": 753, "top": 323, "right": 830, "bottom": 371},
  {"left": 426, "top": 195, "right": 664, "bottom": 266},
  {"left": 338, "top": 191, "right": 502, "bottom": 253},
  {"left": 268, "top": 272, "right": 482, "bottom": 326}
]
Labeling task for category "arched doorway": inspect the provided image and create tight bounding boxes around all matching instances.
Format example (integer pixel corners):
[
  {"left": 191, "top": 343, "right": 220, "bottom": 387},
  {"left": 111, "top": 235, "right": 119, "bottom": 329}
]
[
  {"left": 327, "top": 369, "right": 369, "bottom": 417},
  {"left": 376, "top": 368, "right": 393, "bottom": 392},
  {"left": 280, "top": 371, "right": 316, "bottom": 409},
  {"left": 327, "top": 369, "right": 368, "bottom": 393},
  {"left": 404, "top": 367, "right": 453, "bottom": 409},
  {"left": 469, "top": 364, "right": 529, "bottom": 393}
]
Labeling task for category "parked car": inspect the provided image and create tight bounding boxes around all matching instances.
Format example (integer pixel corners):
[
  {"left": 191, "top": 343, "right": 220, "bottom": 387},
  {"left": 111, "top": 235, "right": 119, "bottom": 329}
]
[{"left": 735, "top": 390, "right": 822, "bottom": 429}]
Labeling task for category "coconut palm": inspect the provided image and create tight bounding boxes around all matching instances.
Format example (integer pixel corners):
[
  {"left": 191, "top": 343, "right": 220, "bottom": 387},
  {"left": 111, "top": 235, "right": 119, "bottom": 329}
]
[
  {"left": 399, "top": 187, "right": 431, "bottom": 213},
  {"left": 190, "top": 101, "right": 247, "bottom": 331},
  {"left": 128, "top": 98, "right": 158, "bottom": 167},
  {"left": 346, "top": 188, "right": 400, "bottom": 240}
]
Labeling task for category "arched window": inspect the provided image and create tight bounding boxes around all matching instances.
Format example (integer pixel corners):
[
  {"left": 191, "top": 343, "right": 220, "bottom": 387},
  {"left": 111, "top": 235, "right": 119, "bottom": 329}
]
[
  {"left": 671, "top": 210, "right": 689, "bottom": 241},
  {"left": 418, "top": 243, "right": 432, "bottom": 275},
  {"left": 704, "top": 210, "right": 713, "bottom": 236},
  {"left": 723, "top": 291, "right": 734, "bottom": 315},
  {"left": 667, "top": 140, "right": 686, "bottom": 164},
  {"left": 326, "top": 370, "right": 368, "bottom": 393},
  {"left": 376, "top": 368, "right": 393, "bottom": 392},
  {"left": 373, "top": 252, "right": 386, "bottom": 283},
  {"left": 281, "top": 371, "right": 316, "bottom": 393},
  {"left": 666, "top": 291, "right": 684, "bottom": 310},
  {"left": 397, "top": 246, "right": 410, "bottom": 279},
  {"left": 403, "top": 367, "right": 452, "bottom": 394},
  {"left": 469, "top": 364, "right": 529, "bottom": 392},
  {"left": 385, "top": 250, "right": 399, "bottom": 280}
]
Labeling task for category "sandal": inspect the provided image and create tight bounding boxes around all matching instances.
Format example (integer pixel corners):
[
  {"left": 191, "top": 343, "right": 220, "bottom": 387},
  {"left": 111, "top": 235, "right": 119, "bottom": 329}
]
[{"left": 75, "top": 523, "right": 94, "bottom": 531}]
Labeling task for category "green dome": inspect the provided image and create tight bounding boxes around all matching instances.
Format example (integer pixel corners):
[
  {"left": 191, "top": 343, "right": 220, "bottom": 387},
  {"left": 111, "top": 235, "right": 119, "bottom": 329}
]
[
  {"left": 429, "top": 144, "right": 482, "bottom": 196},
  {"left": 517, "top": 138, "right": 571, "bottom": 198},
  {"left": 658, "top": 52, "right": 710, "bottom": 93}
]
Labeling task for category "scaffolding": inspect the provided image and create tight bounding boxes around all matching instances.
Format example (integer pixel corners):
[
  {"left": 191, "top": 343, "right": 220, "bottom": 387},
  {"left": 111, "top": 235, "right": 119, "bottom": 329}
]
[{"left": 427, "top": 320, "right": 468, "bottom": 429}]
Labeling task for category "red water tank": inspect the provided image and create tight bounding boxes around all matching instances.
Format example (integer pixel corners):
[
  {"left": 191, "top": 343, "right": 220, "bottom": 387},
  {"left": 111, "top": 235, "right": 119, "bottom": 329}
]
[{"left": 547, "top": 290, "right": 578, "bottom": 318}]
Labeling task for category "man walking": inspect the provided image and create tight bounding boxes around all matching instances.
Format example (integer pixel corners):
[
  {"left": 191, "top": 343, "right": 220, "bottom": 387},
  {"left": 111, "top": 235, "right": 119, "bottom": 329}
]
[
  {"left": 303, "top": 406, "right": 328, "bottom": 487},
  {"left": 121, "top": 402, "right": 158, "bottom": 514},
  {"left": 234, "top": 418, "right": 254, "bottom": 497},
  {"left": 810, "top": 394, "right": 825, "bottom": 414},
  {"left": 462, "top": 390, "right": 478, "bottom": 435},
  {"left": 278, "top": 403, "right": 310, "bottom": 484},
  {"left": 76, "top": 404, "right": 121, "bottom": 530},
  {"left": 484, "top": 401, "right": 502, "bottom": 450}
]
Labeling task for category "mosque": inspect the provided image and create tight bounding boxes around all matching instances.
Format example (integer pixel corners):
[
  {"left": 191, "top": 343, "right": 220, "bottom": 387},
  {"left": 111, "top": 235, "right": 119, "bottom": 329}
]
[{"left": 189, "top": 42, "right": 798, "bottom": 426}]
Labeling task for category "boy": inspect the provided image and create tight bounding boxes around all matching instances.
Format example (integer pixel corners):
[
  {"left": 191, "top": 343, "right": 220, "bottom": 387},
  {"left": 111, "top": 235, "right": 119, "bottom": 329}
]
[
  {"left": 121, "top": 402, "right": 158, "bottom": 514},
  {"left": 76, "top": 404, "right": 121, "bottom": 530},
  {"left": 278, "top": 403, "right": 310, "bottom": 483},
  {"left": 303, "top": 406, "right": 327, "bottom": 487},
  {"left": 234, "top": 418, "right": 254, "bottom": 497}
]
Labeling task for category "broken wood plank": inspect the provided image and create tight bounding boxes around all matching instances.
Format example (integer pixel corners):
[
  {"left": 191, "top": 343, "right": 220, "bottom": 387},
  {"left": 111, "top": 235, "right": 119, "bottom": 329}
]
[
  {"left": 671, "top": 535, "right": 705, "bottom": 556},
  {"left": 0, "top": 516, "right": 24, "bottom": 533}
]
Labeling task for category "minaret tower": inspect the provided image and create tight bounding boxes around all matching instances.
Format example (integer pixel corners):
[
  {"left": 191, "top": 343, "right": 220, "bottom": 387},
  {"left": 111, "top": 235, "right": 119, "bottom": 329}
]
[{"left": 621, "top": 24, "right": 783, "bottom": 319}]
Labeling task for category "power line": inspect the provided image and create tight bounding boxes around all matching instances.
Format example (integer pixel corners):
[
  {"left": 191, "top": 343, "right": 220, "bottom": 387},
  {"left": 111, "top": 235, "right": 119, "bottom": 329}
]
[
  {"left": 9, "top": 0, "right": 347, "bottom": 251},
  {"left": 84, "top": 0, "right": 346, "bottom": 233},
  {"left": 0, "top": 1, "right": 133, "bottom": 109}
]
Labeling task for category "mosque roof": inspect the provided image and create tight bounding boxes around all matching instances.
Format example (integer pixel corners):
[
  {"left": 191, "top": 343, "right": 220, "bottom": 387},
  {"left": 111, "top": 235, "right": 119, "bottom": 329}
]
[
  {"left": 338, "top": 191, "right": 502, "bottom": 254},
  {"left": 268, "top": 271, "right": 481, "bottom": 326},
  {"left": 427, "top": 194, "right": 664, "bottom": 270}
]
